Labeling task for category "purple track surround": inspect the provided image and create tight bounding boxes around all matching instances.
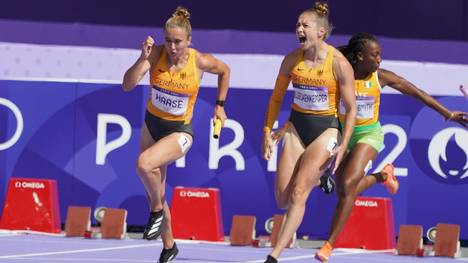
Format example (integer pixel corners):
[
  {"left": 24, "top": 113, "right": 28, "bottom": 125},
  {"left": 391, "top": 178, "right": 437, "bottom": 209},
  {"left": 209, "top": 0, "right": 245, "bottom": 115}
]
[{"left": 0, "top": 234, "right": 465, "bottom": 263}]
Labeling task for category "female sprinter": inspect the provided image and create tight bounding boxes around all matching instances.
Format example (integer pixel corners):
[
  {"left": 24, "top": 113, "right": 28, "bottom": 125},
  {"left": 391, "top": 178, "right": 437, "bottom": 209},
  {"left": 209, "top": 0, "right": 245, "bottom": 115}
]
[{"left": 122, "top": 6, "right": 230, "bottom": 263}]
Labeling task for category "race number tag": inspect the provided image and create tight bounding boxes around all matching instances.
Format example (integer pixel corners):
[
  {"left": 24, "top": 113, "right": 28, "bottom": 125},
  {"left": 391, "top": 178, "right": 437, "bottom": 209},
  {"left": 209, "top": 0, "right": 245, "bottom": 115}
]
[
  {"left": 326, "top": 136, "right": 338, "bottom": 155},
  {"left": 151, "top": 86, "right": 189, "bottom": 116},
  {"left": 339, "top": 96, "right": 375, "bottom": 120},
  {"left": 178, "top": 133, "right": 192, "bottom": 153},
  {"left": 355, "top": 96, "right": 374, "bottom": 120},
  {"left": 293, "top": 84, "right": 329, "bottom": 111}
]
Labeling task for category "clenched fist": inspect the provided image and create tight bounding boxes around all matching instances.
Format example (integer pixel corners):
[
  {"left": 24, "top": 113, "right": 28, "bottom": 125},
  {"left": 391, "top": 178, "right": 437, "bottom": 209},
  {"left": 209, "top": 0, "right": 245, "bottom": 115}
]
[{"left": 141, "top": 36, "right": 155, "bottom": 59}]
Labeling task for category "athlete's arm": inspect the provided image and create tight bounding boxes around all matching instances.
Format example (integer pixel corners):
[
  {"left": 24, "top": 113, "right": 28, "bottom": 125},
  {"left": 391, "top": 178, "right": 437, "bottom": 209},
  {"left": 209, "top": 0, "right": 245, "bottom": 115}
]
[
  {"left": 123, "top": 36, "right": 160, "bottom": 92},
  {"left": 196, "top": 52, "right": 231, "bottom": 124},
  {"left": 378, "top": 68, "right": 467, "bottom": 127},
  {"left": 262, "top": 51, "right": 297, "bottom": 160},
  {"left": 264, "top": 51, "right": 298, "bottom": 133},
  {"left": 332, "top": 54, "right": 356, "bottom": 172}
]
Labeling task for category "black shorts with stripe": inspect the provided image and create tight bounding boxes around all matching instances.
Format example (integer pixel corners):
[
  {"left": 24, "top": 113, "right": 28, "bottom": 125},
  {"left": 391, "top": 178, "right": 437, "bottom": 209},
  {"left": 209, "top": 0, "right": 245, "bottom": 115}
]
[
  {"left": 144, "top": 111, "right": 194, "bottom": 141},
  {"left": 289, "top": 109, "right": 340, "bottom": 147}
]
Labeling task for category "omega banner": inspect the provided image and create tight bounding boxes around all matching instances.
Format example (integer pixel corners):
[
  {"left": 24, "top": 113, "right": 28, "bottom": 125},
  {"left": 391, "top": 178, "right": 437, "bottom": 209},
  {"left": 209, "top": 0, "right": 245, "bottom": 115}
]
[{"left": 0, "top": 80, "right": 467, "bottom": 239}]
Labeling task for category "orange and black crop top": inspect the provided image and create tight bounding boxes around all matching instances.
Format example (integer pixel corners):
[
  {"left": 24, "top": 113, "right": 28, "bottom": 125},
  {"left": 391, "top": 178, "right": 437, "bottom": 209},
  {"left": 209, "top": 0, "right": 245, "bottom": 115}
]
[
  {"left": 264, "top": 45, "right": 339, "bottom": 131},
  {"left": 290, "top": 45, "right": 339, "bottom": 116},
  {"left": 147, "top": 48, "right": 200, "bottom": 124},
  {"left": 338, "top": 71, "right": 381, "bottom": 126}
]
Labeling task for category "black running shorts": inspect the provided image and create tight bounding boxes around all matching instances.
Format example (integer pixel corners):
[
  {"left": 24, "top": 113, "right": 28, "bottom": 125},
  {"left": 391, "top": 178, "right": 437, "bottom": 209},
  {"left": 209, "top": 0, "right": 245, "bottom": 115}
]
[
  {"left": 144, "top": 111, "right": 194, "bottom": 141},
  {"left": 289, "top": 109, "right": 340, "bottom": 147}
]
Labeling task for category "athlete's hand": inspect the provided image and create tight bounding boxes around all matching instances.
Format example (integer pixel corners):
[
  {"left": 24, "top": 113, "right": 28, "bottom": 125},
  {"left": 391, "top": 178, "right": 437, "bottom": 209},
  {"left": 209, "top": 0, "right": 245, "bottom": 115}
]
[
  {"left": 273, "top": 122, "right": 289, "bottom": 142},
  {"left": 214, "top": 105, "right": 227, "bottom": 126},
  {"left": 262, "top": 123, "right": 288, "bottom": 160},
  {"left": 141, "top": 36, "right": 155, "bottom": 59},
  {"left": 446, "top": 111, "right": 468, "bottom": 128},
  {"left": 262, "top": 132, "right": 275, "bottom": 160},
  {"left": 330, "top": 144, "right": 346, "bottom": 174}
]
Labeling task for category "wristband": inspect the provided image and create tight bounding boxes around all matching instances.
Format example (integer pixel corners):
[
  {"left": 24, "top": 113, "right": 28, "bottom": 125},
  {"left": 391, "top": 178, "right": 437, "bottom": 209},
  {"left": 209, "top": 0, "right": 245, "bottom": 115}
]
[{"left": 215, "top": 100, "right": 225, "bottom": 107}]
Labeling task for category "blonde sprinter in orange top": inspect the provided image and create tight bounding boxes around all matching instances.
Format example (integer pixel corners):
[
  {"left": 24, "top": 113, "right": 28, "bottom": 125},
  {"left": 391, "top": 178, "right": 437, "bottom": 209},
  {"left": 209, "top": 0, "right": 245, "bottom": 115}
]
[
  {"left": 122, "top": 6, "right": 230, "bottom": 263},
  {"left": 262, "top": 2, "right": 356, "bottom": 263}
]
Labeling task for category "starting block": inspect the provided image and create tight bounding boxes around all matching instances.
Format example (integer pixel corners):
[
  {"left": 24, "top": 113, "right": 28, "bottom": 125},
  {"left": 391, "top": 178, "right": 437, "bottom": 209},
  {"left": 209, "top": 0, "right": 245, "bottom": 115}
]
[
  {"left": 65, "top": 206, "right": 91, "bottom": 237},
  {"left": 335, "top": 197, "right": 395, "bottom": 250},
  {"left": 230, "top": 215, "right": 256, "bottom": 246},
  {"left": 396, "top": 225, "right": 423, "bottom": 255},
  {"left": 0, "top": 177, "right": 61, "bottom": 233},
  {"left": 269, "top": 214, "right": 296, "bottom": 248},
  {"left": 171, "top": 187, "right": 224, "bottom": 241},
  {"left": 100, "top": 208, "right": 127, "bottom": 239},
  {"left": 434, "top": 223, "right": 461, "bottom": 258}
]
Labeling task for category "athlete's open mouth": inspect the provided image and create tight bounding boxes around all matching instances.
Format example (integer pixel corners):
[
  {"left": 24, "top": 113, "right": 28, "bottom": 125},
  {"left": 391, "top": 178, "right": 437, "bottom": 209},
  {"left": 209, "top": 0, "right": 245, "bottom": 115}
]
[{"left": 298, "top": 36, "right": 306, "bottom": 43}]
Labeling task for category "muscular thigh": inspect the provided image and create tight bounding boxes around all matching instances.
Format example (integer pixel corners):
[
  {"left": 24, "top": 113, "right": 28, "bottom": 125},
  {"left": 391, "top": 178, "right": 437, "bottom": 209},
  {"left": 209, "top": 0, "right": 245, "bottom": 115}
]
[
  {"left": 141, "top": 123, "right": 156, "bottom": 153},
  {"left": 277, "top": 124, "right": 305, "bottom": 188},
  {"left": 294, "top": 128, "right": 339, "bottom": 187},
  {"left": 140, "top": 131, "right": 193, "bottom": 169},
  {"left": 339, "top": 143, "right": 378, "bottom": 183}
]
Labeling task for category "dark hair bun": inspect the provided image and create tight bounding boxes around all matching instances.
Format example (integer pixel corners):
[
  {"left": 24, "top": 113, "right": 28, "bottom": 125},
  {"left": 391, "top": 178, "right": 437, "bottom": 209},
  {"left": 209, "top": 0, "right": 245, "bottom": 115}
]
[
  {"left": 173, "top": 6, "right": 190, "bottom": 20},
  {"left": 313, "top": 2, "right": 329, "bottom": 16}
]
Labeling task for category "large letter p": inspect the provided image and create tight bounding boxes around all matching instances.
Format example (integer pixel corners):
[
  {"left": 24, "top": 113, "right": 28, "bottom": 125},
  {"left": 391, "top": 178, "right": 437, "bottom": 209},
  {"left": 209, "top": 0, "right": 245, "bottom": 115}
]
[{"left": 96, "top": 113, "right": 131, "bottom": 165}]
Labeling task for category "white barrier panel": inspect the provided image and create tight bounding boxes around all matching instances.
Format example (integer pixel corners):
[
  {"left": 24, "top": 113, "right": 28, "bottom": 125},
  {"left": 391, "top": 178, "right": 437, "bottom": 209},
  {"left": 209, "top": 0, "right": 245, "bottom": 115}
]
[{"left": 1, "top": 42, "right": 467, "bottom": 95}]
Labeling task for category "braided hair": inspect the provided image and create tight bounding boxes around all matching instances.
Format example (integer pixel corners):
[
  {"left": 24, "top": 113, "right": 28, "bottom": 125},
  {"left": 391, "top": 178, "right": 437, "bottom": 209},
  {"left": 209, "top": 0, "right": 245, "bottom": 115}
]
[{"left": 339, "top": 32, "right": 378, "bottom": 67}]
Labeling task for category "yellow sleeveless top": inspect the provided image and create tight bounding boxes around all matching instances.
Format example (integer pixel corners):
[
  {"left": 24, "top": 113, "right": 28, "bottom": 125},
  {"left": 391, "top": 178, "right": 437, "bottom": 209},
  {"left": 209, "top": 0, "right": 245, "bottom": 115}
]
[
  {"left": 147, "top": 48, "right": 200, "bottom": 124},
  {"left": 339, "top": 71, "right": 381, "bottom": 126},
  {"left": 290, "top": 45, "right": 339, "bottom": 116}
]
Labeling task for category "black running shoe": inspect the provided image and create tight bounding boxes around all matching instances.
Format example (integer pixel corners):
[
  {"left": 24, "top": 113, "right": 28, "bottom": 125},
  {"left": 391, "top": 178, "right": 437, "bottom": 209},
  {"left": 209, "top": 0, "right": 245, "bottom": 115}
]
[
  {"left": 319, "top": 169, "right": 335, "bottom": 194},
  {"left": 158, "top": 242, "right": 179, "bottom": 263},
  {"left": 143, "top": 210, "right": 164, "bottom": 240},
  {"left": 264, "top": 255, "right": 277, "bottom": 263}
]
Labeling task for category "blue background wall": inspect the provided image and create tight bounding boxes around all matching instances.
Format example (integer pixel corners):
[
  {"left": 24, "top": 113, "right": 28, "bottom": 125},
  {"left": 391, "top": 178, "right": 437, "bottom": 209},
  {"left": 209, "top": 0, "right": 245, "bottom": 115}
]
[{"left": 1, "top": 80, "right": 467, "bottom": 239}]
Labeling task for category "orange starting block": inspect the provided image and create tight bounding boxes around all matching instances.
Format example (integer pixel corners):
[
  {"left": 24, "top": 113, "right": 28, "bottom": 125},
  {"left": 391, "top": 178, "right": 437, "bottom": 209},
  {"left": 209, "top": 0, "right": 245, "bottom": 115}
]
[
  {"left": 65, "top": 206, "right": 91, "bottom": 237},
  {"left": 434, "top": 223, "right": 461, "bottom": 258},
  {"left": 396, "top": 224, "right": 423, "bottom": 255},
  {"left": 230, "top": 215, "right": 256, "bottom": 246},
  {"left": 269, "top": 214, "right": 296, "bottom": 248},
  {"left": 101, "top": 208, "right": 127, "bottom": 239}
]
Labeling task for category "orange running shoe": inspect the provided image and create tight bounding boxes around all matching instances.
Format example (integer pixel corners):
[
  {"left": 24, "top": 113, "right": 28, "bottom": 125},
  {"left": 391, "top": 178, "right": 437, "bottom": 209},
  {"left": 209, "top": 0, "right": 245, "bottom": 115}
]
[
  {"left": 382, "top": 163, "right": 399, "bottom": 195},
  {"left": 315, "top": 241, "right": 332, "bottom": 262}
]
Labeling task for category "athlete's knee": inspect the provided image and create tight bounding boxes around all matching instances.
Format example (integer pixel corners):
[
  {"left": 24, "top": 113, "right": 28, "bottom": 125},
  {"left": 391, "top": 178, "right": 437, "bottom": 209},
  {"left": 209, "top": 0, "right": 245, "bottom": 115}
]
[
  {"left": 339, "top": 176, "right": 360, "bottom": 197},
  {"left": 290, "top": 185, "right": 309, "bottom": 205},
  {"left": 275, "top": 193, "right": 289, "bottom": 209},
  {"left": 136, "top": 160, "right": 152, "bottom": 175},
  {"left": 137, "top": 154, "right": 160, "bottom": 176}
]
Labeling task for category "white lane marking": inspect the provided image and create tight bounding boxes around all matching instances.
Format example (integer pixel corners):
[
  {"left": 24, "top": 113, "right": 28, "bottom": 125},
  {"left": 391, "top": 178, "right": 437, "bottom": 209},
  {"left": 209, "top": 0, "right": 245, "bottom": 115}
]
[
  {"left": 5, "top": 257, "right": 155, "bottom": 262},
  {"left": 0, "top": 243, "right": 158, "bottom": 259}
]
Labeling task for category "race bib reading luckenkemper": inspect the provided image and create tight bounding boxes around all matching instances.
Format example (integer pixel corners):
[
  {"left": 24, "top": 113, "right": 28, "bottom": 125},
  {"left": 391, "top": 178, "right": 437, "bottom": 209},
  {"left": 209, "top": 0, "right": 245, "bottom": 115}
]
[{"left": 293, "top": 84, "right": 329, "bottom": 111}]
